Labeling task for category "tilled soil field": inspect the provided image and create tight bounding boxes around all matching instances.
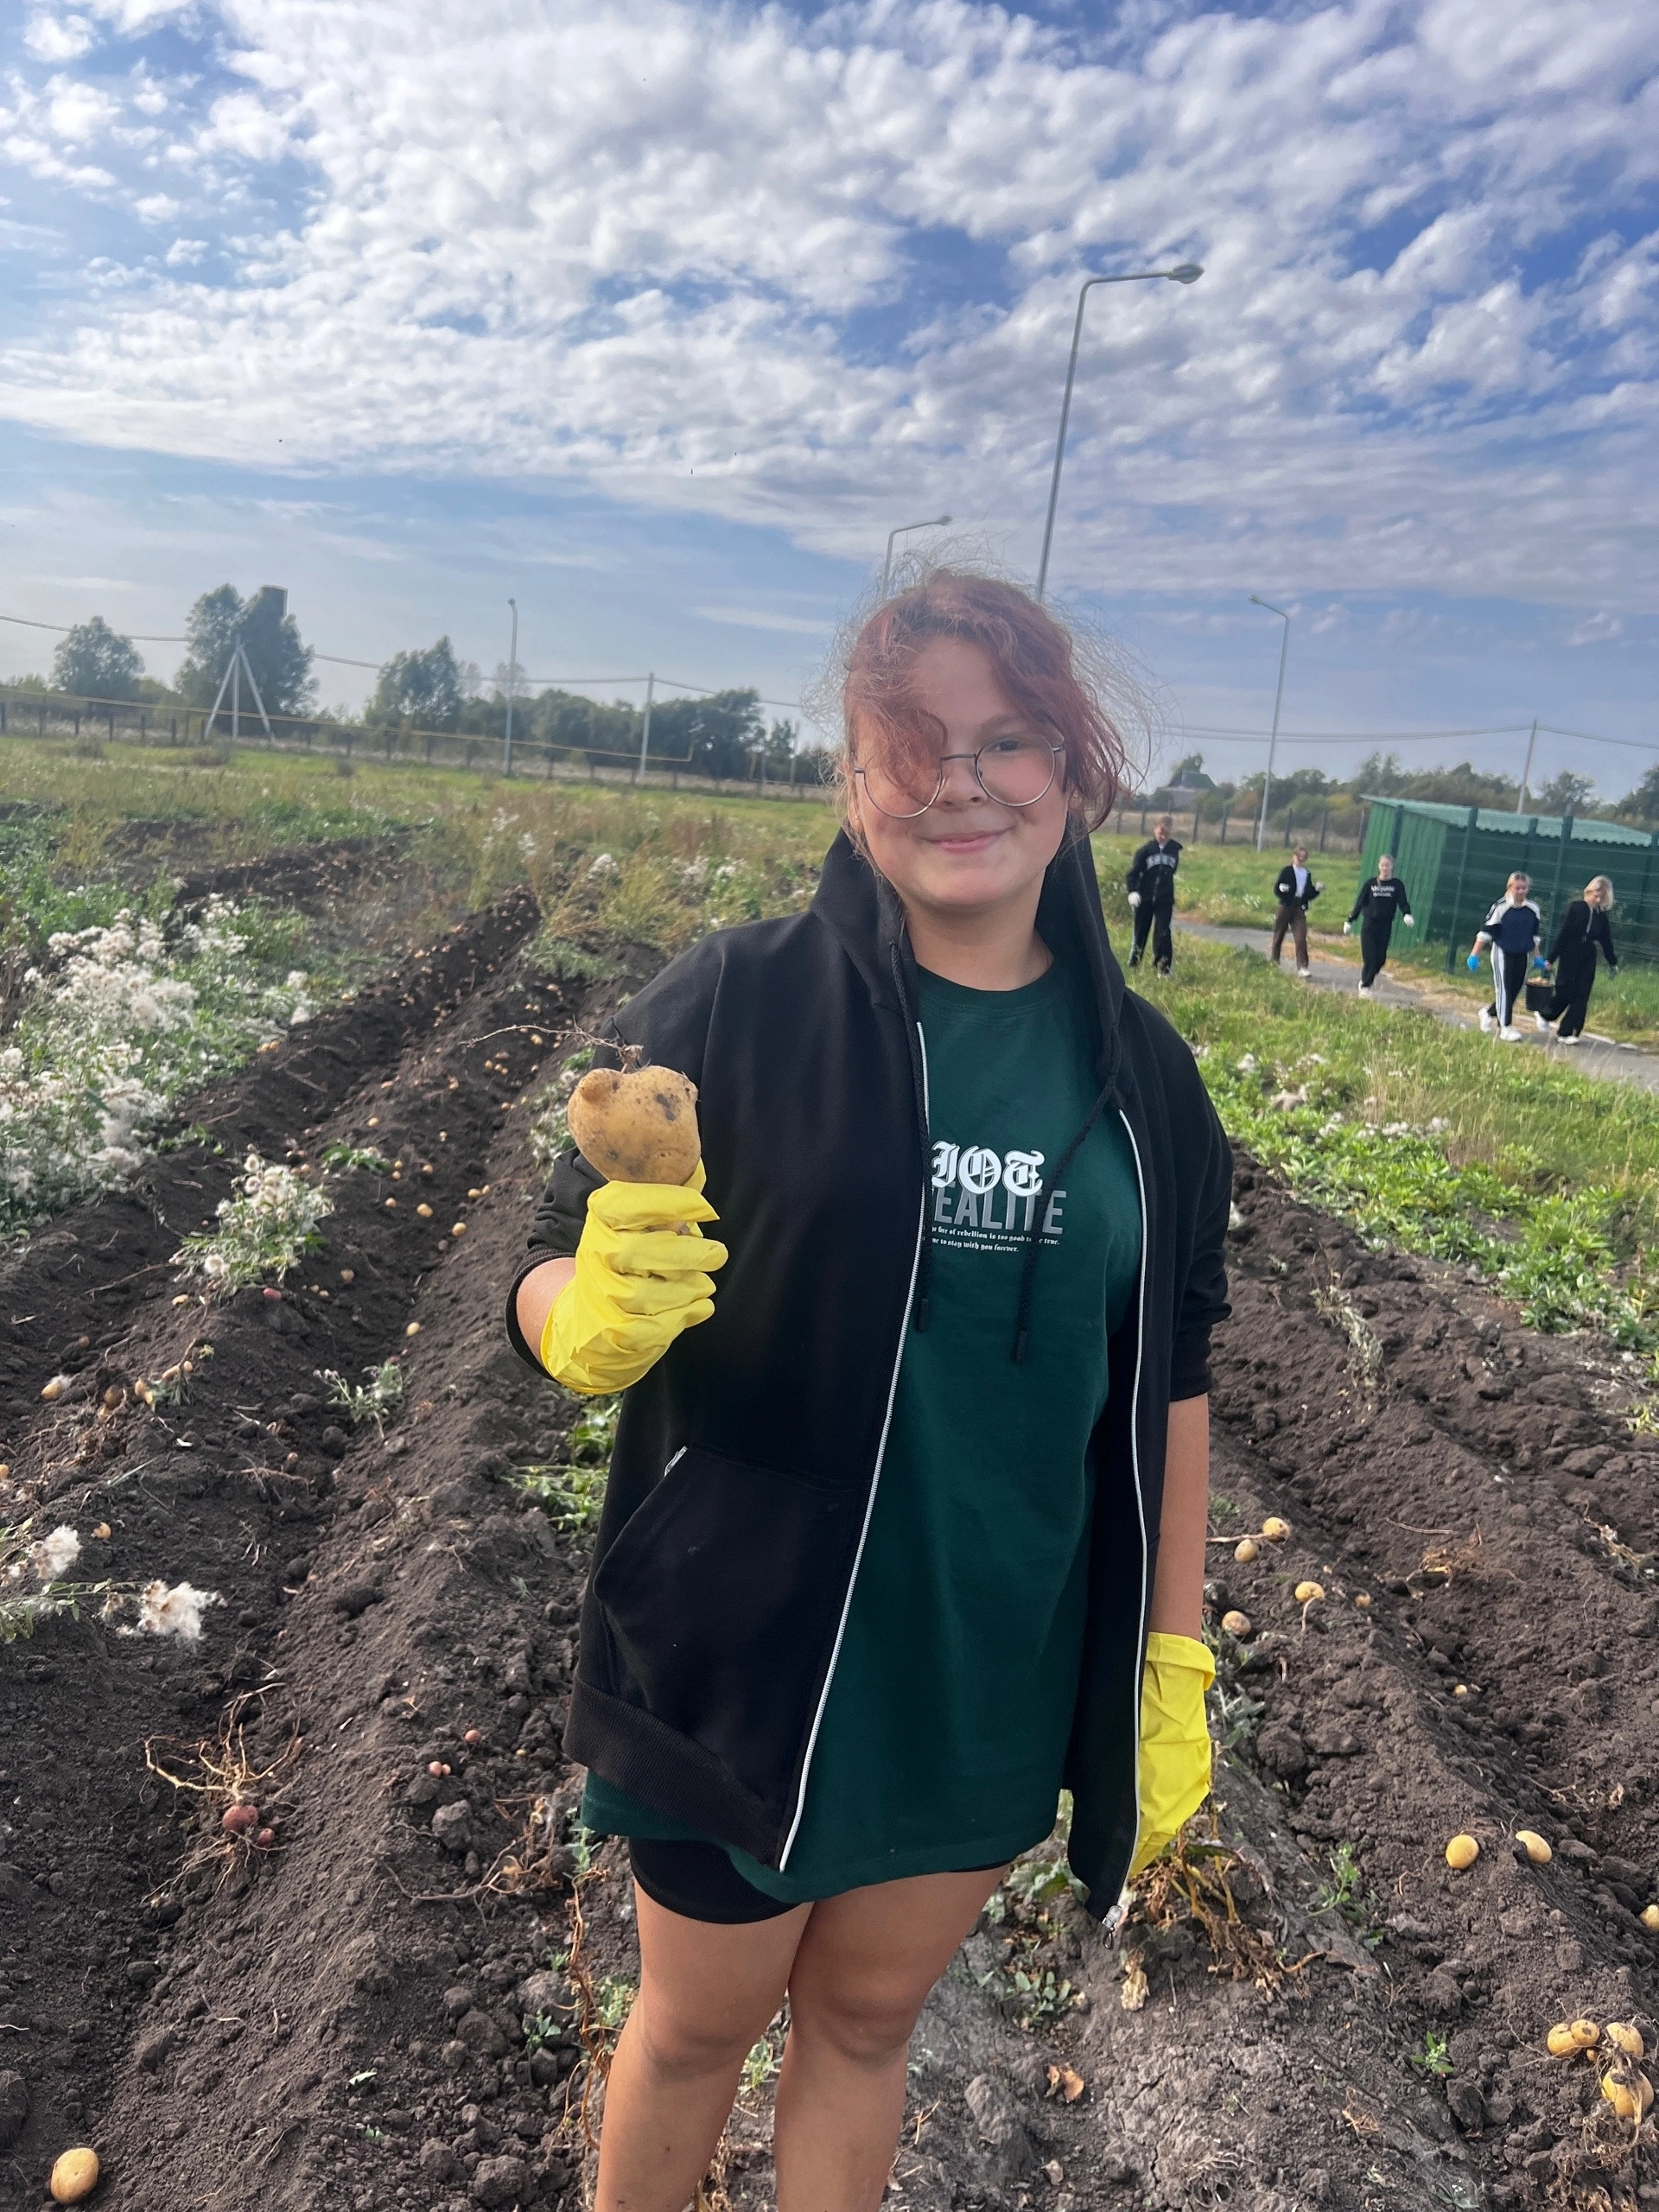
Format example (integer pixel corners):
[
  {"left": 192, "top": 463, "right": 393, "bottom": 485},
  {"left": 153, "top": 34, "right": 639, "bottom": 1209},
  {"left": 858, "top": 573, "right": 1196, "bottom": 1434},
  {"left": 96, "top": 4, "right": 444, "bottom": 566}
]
[{"left": 3, "top": 907, "right": 1658, "bottom": 2212}]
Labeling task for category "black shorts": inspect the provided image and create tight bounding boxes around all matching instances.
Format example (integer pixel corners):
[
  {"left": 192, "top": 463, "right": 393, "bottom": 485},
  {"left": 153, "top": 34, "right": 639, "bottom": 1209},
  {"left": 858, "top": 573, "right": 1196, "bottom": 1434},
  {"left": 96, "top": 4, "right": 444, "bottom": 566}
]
[
  {"left": 626, "top": 1838, "right": 1008, "bottom": 1924},
  {"left": 628, "top": 1838, "right": 800, "bottom": 1924}
]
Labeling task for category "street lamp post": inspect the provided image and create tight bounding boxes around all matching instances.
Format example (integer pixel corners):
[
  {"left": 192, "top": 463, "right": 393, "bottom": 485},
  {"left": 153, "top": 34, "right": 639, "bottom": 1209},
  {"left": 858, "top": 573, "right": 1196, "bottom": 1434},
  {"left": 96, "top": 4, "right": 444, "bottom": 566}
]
[
  {"left": 503, "top": 597, "right": 518, "bottom": 777},
  {"left": 1249, "top": 594, "right": 1292, "bottom": 852},
  {"left": 1034, "top": 262, "right": 1203, "bottom": 602},
  {"left": 881, "top": 514, "right": 951, "bottom": 595}
]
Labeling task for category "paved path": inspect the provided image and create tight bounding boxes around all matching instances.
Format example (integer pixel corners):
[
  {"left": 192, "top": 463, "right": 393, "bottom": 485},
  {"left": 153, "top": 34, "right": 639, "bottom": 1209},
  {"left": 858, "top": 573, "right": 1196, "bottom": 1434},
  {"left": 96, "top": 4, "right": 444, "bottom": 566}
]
[{"left": 1173, "top": 918, "right": 1659, "bottom": 1098}]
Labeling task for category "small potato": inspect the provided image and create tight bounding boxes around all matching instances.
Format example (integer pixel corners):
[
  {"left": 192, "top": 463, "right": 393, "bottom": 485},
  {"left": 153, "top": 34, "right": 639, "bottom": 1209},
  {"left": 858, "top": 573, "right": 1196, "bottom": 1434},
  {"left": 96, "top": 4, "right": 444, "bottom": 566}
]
[
  {"left": 416, "top": 1203, "right": 433, "bottom": 1218},
  {"left": 49, "top": 2147, "right": 99, "bottom": 2203},
  {"left": 450, "top": 1222, "right": 467, "bottom": 1238},
  {"left": 405, "top": 1322, "right": 421, "bottom": 1338},
  {"left": 1515, "top": 1829, "right": 1553, "bottom": 1866},
  {"left": 1548, "top": 2023, "right": 1583, "bottom": 2057},
  {"left": 1445, "top": 1834, "right": 1480, "bottom": 1870},
  {"left": 1602, "top": 2064, "right": 1653, "bottom": 2121},
  {"left": 1294, "top": 1580, "right": 1325, "bottom": 1605},
  {"left": 568, "top": 1065, "right": 702, "bottom": 1185},
  {"left": 1354, "top": 1592, "right": 1371, "bottom": 1608},
  {"left": 1234, "top": 1538, "right": 1259, "bottom": 1563},
  {"left": 1221, "top": 1609, "right": 1253, "bottom": 1638},
  {"left": 1607, "top": 2022, "right": 1646, "bottom": 2061},
  {"left": 1570, "top": 2019, "right": 1601, "bottom": 2050},
  {"left": 1261, "top": 1516, "right": 1291, "bottom": 1542},
  {"left": 221, "top": 1802, "right": 258, "bottom": 1836},
  {"left": 1642, "top": 1904, "right": 1659, "bottom": 1934}
]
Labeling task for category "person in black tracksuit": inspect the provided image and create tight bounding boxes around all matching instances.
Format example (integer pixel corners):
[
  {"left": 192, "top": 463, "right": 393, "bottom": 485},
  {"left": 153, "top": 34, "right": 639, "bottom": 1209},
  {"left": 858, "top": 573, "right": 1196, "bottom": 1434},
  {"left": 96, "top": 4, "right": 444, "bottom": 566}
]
[
  {"left": 1344, "top": 854, "right": 1413, "bottom": 991},
  {"left": 1269, "top": 845, "right": 1321, "bottom": 974},
  {"left": 1125, "top": 816, "right": 1180, "bottom": 974},
  {"left": 1540, "top": 875, "right": 1617, "bottom": 1043},
  {"left": 1472, "top": 874, "right": 1543, "bottom": 1039}
]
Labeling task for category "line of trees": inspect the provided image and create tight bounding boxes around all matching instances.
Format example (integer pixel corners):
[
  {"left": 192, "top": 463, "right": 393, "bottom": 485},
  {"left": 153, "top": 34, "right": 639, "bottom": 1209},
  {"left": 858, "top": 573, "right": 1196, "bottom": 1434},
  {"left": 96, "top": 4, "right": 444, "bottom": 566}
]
[
  {"left": 1140, "top": 749, "right": 1654, "bottom": 826},
  {"left": 19, "top": 601, "right": 1659, "bottom": 817},
  {"left": 29, "top": 601, "right": 817, "bottom": 781}
]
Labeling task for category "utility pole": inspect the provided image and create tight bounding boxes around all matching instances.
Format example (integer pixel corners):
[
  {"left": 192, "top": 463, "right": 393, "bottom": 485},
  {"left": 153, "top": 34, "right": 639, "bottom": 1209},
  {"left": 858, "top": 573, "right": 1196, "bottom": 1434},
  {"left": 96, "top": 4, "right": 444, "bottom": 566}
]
[
  {"left": 1516, "top": 718, "right": 1538, "bottom": 812},
  {"left": 503, "top": 599, "right": 518, "bottom": 776},
  {"left": 1249, "top": 595, "right": 1292, "bottom": 852},
  {"left": 634, "top": 673, "right": 656, "bottom": 784},
  {"left": 203, "top": 626, "right": 275, "bottom": 746}
]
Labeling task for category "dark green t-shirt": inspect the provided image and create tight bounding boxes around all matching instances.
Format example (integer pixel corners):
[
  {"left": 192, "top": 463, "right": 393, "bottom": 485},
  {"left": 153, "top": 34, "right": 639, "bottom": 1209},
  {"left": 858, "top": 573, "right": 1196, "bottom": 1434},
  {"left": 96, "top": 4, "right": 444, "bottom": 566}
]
[{"left": 582, "top": 957, "right": 1142, "bottom": 1897}]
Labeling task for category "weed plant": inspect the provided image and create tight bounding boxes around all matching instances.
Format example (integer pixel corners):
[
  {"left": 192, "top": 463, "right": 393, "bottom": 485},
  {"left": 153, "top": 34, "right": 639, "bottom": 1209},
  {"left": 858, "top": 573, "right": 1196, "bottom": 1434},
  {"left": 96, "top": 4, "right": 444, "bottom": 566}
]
[
  {"left": 322, "top": 1359, "right": 406, "bottom": 1433},
  {"left": 174, "top": 1151, "right": 334, "bottom": 1293},
  {"left": 510, "top": 1398, "right": 619, "bottom": 1533}
]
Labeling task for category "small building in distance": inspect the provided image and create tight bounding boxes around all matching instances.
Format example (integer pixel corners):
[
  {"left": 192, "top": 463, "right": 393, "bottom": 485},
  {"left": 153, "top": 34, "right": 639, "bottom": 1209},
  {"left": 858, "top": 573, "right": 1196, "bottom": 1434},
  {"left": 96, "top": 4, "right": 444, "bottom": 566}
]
[{"left": 1359, "top": 797, "right": 1659, "bottom": 968}]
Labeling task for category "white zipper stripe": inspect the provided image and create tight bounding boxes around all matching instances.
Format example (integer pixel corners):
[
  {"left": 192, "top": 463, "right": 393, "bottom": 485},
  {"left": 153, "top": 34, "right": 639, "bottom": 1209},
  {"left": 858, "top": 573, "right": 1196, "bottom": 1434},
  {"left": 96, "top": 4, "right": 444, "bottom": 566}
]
[
  {"left": 779, "top": 1024, "right": 931, "bottom": 1869},
  {"left": 1116, "top": 1106, "right": 1153, "bottom": 1896}
]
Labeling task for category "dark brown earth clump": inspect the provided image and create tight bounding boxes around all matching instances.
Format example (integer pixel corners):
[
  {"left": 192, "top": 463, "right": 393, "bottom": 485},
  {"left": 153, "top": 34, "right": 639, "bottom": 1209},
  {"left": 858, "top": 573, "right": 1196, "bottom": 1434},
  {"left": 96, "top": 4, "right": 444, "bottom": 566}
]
[{"left": 1, "top": 907, "right": 1656, "bottom": 2212}]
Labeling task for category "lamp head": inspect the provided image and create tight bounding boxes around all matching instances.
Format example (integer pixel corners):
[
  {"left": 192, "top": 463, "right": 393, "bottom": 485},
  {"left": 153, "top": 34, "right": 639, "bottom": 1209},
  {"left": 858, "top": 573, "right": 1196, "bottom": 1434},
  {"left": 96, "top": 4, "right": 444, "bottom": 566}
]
[{"left": 1167, "top": 263, "right": 1205, "bottom": 284}]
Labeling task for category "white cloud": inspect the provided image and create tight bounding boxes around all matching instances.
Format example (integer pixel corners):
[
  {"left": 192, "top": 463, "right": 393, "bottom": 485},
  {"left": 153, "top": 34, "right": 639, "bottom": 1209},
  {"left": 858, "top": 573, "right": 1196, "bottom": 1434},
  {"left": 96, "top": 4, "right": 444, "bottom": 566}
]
[
  {"left": 24, "top": 14, "right": 97, "bottom": 61},
  {"left": 0, "top": 0, "right": 1656, "bottom": 615},
  {"left": 133, "top": 189, "right": 177, "bottom": 220},
  {"left": 693, "top": 605, "right": 835, "bottom": 634},
  {"left": 1568, "top": 611, "right": 1624, "bottom": 645}
]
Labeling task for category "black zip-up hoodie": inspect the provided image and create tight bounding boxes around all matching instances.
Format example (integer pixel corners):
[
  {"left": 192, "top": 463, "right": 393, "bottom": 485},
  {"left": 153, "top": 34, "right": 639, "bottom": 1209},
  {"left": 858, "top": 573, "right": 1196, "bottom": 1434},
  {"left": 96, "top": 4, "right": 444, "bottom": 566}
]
[{"left": 505, "top": 829, "right": 1232, "bottom": 1915}]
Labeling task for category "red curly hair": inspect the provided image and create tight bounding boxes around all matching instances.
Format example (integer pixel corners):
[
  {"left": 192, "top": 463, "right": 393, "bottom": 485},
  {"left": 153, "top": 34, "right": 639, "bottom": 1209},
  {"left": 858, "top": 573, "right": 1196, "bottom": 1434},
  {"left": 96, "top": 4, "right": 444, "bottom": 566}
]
[{"left": 840, "top": 570, "right": 1128, "bottom": 830}]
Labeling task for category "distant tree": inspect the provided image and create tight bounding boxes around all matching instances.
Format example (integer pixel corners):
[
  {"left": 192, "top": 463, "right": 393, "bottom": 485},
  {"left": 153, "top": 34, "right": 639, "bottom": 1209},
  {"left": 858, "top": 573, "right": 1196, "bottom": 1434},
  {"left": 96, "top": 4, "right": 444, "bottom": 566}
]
[
  {"left": 1166, "top": 751, "right": 1215, "bottom": 791},
  {"left": 368, "top": 637, "right": 464, "bottom": 728},
  {"left": 1352, "top": 753, "right": 1516, "bottom": 809},
  {"left": 1533, "top": 769, "right": 1597, "bottom": 817},
  {"left": 51, "top": 616, "right": 144, "bottom": 701},
  {"left": 645, "top": 690, "right": 765, "bottom": 780},
  {"left": 1617, "top": 765, "right": 1659, "bottom": 826},
  {"left": 176, "top": 585, "right": 315, "bottom": 717}
]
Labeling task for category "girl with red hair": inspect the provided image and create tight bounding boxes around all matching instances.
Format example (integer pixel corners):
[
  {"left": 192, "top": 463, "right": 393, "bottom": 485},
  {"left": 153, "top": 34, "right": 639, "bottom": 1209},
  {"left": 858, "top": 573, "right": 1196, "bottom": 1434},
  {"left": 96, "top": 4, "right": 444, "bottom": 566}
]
[{"left": 510, "top": 569, "right": 1231, "bottom": 2210}]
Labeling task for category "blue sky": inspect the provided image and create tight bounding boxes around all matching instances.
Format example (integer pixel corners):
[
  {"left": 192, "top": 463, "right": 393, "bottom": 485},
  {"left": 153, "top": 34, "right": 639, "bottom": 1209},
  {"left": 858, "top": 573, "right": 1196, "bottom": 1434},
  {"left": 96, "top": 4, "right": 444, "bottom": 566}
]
[{"left": 1, "top": 0, "right": 1656, "bottom": 800}]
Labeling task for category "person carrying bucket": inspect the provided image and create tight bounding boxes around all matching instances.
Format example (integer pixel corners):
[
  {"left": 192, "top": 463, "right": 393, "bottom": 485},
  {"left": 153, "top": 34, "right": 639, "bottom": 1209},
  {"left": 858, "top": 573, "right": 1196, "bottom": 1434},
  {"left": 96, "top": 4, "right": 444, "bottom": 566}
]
[
  {"left": 1537, "top": 874, "right": 1617, "bottom": 1046},
  {"left": 1470, "top": 873, "right": 1543, "bottom": 1041}
]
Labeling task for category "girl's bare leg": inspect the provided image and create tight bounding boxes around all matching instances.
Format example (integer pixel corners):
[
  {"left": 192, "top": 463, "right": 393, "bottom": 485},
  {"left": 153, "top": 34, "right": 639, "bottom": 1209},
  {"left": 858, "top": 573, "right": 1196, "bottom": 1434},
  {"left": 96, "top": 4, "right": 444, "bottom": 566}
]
[
  {"left": 774, "top": 1866, "right": 1007, "bottom": 2211},
  {"left": 595, "top": 1888, "right": 809, "bottom": 2212}
]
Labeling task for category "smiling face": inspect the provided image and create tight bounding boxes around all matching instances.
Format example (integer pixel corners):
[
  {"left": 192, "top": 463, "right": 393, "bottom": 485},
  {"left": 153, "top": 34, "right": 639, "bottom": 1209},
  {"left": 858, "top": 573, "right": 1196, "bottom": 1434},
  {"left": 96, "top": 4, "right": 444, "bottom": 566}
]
[
  {"left": 846, "top": 636, "right": 1071, "bottom": 930},
  {"left": 1377, "top": 855, "right": 1394, "bottom": 879}
]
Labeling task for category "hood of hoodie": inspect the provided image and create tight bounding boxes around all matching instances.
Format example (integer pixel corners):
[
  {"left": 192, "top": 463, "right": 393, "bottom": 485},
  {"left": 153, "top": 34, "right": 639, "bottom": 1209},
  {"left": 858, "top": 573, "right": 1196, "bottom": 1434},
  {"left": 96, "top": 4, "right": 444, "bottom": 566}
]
[{"left": 809, "top": 825, "right": 1129, "bottom": 1098}]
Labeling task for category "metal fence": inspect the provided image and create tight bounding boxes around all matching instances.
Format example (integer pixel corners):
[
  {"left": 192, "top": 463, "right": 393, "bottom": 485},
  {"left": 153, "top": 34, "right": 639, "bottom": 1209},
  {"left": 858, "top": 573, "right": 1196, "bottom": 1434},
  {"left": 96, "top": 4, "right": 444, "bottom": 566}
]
[{"left": 1359, "top": 797, "right": 1659, "bottom": 967}]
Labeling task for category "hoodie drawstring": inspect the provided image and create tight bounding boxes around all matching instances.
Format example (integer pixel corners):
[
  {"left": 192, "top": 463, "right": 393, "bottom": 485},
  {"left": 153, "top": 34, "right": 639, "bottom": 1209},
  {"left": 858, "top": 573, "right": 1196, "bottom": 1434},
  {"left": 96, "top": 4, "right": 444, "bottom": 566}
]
[{"left": 891, "top": 944, "right": 935, "bottom": 1332}]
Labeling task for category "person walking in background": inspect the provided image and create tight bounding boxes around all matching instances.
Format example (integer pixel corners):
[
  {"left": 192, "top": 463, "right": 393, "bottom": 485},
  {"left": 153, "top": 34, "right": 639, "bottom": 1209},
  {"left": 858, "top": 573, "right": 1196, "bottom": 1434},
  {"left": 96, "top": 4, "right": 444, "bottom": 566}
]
[
  {"left": 1126, "top": 814, "right": 1181, "bottom": 976},
  {"left": 1471, "top": 872, "right": 1543, "bottom": 1042},
  {"left": 1344, "top": 854, "right": 1413, "bottom": 995},
  {"left": 1538, "top": 874, "right": 1617, "bottom": 1046},
  {"left": 1269, "top": 845, "right": 1321, "bottom": 977}
]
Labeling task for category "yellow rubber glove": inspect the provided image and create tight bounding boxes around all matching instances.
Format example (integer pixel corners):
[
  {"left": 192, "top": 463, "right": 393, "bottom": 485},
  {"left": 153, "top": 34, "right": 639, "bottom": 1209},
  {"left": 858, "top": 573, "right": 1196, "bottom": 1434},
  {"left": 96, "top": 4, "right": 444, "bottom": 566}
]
[
  {"left": 539, "top": 1172, "right": 728, "bottom": 1396},
  {"left": 1128, "top": 1630, "right": 1216, "bottom": 1877}
]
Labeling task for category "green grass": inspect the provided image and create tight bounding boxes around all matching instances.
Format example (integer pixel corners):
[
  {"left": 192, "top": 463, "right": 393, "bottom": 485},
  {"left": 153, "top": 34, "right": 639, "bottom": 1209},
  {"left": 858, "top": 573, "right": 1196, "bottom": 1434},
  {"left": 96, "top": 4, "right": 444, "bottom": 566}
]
[
  {"left": 1155, "top": 939, "right": 1659, "bottom": 1343},
  {"left": 9, "top": 736, "right": 1659, "bottom": 1343}
]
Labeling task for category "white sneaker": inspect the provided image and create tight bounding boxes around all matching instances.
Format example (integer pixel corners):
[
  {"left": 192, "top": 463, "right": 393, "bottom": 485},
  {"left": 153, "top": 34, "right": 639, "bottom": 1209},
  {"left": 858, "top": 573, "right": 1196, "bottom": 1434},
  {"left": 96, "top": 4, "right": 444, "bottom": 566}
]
[
  {"left": 1534, "top": 1012, "right": 1550, "bottom": 1034},
  {"left": 1478, "top": 1009, "right": 1495, "bottom": 1033},
  {"left": 1357, "top": 984, "right": 1372, "bottom": 996},
  {"left": 1560, "top": 1033, "right": 1581, "bottom": 1046},
  {"left": 1297, "top": 967, "right": 1312, "bottom": 980},
  {"left": 1498, "top": 1026, "right": 1522, "bottom": 1042}
]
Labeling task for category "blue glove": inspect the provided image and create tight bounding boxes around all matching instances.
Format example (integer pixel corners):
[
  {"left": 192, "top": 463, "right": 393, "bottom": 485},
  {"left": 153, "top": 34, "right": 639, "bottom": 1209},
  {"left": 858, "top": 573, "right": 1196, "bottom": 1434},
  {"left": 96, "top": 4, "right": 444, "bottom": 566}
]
[
  {"left": 1532, "top": 954, "right": 1548, "bottom": 972},
  {"left": 1465, "top": 952, "right": 1480, "bottom": 972}
]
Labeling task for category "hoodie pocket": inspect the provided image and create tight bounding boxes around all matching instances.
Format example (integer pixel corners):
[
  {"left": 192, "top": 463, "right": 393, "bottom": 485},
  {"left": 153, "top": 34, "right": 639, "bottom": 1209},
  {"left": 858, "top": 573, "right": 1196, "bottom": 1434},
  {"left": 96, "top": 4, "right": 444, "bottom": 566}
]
[{"left": 591, "top": 1446, "right": 860, "bottom": 1802}]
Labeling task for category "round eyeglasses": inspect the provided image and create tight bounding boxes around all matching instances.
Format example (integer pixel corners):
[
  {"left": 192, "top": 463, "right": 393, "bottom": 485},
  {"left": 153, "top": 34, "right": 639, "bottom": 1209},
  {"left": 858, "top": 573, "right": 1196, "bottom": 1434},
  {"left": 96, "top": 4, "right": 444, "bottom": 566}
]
[{"left": 853, "top": 734, "right": 1065, "bottom": 819}]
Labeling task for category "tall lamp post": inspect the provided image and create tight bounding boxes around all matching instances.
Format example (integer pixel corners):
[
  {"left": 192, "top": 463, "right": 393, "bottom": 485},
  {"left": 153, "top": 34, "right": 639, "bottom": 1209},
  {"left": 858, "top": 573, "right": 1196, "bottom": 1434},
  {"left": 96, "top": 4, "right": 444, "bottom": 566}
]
[
  {"left": 1249, "top": 594, "right": 1292, "bottom": 852},
  {"left": 881, "top": 513, "right": 951, "bottom": 595},
  {"left": 503, "top": 597, "right": 518, "bottom": 777},
  {"left": 1034, "top": 262, "right": 1203, "bottom": 601}
]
